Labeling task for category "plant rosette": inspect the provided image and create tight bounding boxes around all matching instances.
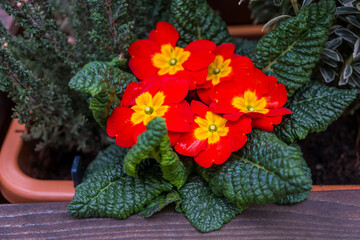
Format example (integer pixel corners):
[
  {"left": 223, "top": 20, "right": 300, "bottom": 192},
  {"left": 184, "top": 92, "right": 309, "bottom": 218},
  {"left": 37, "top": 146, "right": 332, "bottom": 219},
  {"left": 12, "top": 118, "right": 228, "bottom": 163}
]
[{"left": 67, "top": 0, "right": 358, "bottom": 233}]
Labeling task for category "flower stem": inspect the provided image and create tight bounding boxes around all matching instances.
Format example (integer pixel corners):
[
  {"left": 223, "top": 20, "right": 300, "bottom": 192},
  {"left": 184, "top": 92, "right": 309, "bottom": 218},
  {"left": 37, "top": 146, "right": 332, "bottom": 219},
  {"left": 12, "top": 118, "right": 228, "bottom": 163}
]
[{"left": 291, "top": 0, "right": 299, "bottom": 15}]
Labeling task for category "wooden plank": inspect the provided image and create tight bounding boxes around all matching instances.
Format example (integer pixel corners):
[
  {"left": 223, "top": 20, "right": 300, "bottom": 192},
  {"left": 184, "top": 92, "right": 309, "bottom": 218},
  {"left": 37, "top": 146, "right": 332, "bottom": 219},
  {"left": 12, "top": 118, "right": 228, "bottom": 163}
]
[{"left": 0, "top": 190, "right": 359, "bottom": 239}]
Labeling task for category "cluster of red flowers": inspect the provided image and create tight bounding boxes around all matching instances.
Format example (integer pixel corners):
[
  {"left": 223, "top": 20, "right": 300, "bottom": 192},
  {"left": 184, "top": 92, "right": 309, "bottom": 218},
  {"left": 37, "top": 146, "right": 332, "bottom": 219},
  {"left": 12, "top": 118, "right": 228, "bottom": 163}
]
[{"left": 107, "top": 22, "right": 291, "bottom": 168}]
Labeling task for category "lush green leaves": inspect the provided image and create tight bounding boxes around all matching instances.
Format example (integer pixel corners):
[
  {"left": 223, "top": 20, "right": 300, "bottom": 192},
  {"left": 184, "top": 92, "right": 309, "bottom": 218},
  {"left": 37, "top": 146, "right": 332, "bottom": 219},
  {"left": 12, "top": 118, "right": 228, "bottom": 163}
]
[
  {"left": 158, "top": 135, "right": 188, "bottom": 189},
  {"left": 178, "top": 177, "right": 243, "bottom": 233},
  {"left": 123, "top": 117, "right": 188, "bottom": 188},
  {"left": 138, "top": 190, "right": 182, "bottom": 217},
  {"left": 68, "top": 61, "right": 136, "bottom": 128},
  {"left": 198, "top": 130, "right": 312, "bottom": 208},
  {"left": 234, "top": 38, "right": 258, "bottom": 59},
  {"left": 275, "top": 82, "right": 357, "bottom": 143},
  {"left": 276, "top": 153, "right": 312, "bottom": 205},
  {"left": 68, "top": 162, "right": 172, "bottom": 219},
  {"left": 123, "top": 117, "right": 168, "bottom": 177},
  {"left": 169, "top": 0, "right": 232, "bottom": 46},
  {"left": 253, "top": 0, "right": 335, "bottom": 96},
  {"left": 83, "top": 144, "right": 129, "bottom": 180}
]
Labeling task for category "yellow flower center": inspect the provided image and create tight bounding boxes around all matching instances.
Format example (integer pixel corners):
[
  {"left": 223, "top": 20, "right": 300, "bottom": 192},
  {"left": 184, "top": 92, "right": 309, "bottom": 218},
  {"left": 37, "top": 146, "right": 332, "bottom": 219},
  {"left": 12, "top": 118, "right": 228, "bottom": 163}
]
[
  {"left": 206, "top": 55, "right": 232, "bottom": 85},
  {"left": 232, "top": 90, "right": 269, "bottom": 114},
  {"left": 152, "top": 44, "right": 191, "bottom": 75},
  {"left": 194, "top": 111, "right": 229, "bottom": 144},
  {"left": 131, "top": 91, "right": 169, "bottom": 125}
]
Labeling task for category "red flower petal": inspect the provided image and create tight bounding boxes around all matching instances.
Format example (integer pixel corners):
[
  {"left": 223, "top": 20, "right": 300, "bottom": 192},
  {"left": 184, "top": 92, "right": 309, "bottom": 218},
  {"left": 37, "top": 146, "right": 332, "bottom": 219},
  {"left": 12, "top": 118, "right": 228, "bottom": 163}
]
[
  {"left": 235, "top": 68, "right": 269, "bottom": 98},
  {"left": 229, "top": 133, "right": 248, "bottom": 152},
  {"left": 175, "top": 124, "right": 207, "bottom": 157},
  {"left": 232, "top": 55, "right": 254, "bottom": 73},
  {"left": 148, "top": 22, "right": 179, "bottom": 47},
  {"left": 223, "top": 112, "right": 244, "bottom": 121},
  {"left": 266, "top": 107, "right": 292, "bottom": 117},
  {"left": 115, "top": 123, "right": 137, "bottom": 148},
  {"left": 129, "top": 56, "right": 158, "bottom": 80},
  {"left": 183, "top": 40, "right": 216, "bottom": 71},
  {"left": 106, "top": 107, "right": 134, "bottom": 137},
  {"left": 210, "top": 80, "right": 243, "bottom": 113},
  {"left": 252, "top": 116, "right": 283, "bottom": 131},
  {"left": 227, "top": 116, "right": 252, "bottom": 152},
  {"left": 128, "top": 39, "right": 160, "bottom": 57},
  {"left": 132, "top": 123, "right": 147, "bottom": 143},
  {"left": 195, "top": 137, "right": 232, "bottom": 168},
  {"left": 213, "top": 43, "right": 235, "bottom": 59},
  {"left": 164, "top": 104, "right": 191, "bottom": 132},
  {"left": 168, "top": 131, "right": 182, "bottom": 146},
  {"left": 197, "top": 87, "right": 213, "bottom": 105},
  {"left": 264, "top": 79, "right": 287, "bottom": 108},
  {"left": 227, "top": 116, "right": 252, "bottom": 135},
  {"left": 172, "top": 100, "right": 194, "bottom": 124},
  {"left": 160, "top": 77, "right": 189, "bottom": 104},
  {"left": 121, "top": 82, "right": 143, "bottom": 107},
  {"left": 191, "top": 100, "right": 209, "bottom": 118}
]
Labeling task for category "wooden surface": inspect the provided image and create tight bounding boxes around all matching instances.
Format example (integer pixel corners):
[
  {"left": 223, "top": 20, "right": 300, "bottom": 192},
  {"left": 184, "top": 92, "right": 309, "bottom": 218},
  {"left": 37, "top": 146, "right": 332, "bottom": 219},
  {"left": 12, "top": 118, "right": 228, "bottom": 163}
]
[{"left": 0, "top": 190, "right": 359, "bottom": 239}]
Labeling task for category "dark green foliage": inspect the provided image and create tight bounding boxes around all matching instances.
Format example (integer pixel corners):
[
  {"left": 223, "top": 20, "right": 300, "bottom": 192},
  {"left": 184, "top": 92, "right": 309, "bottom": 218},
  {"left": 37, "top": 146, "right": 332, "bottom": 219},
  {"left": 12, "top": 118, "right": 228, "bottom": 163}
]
[
  {"left": 248, "top": 0, "right": 293, "bottom": 24},
  {"left": 253, "top": 0, "right": 335, "bottom": 96},
  {"left": 158, "top": 135, "right": 188, "bottom": 189},
  {"left": 178, "top": 177, "right": 243, "bottom": 233},
  {"left": 319, "top": 1, "right": 360, "bottom": 88},
  {"left": 123, "top": 117, "right": 188, "bottom": 189},
  {"left": 233, "top": 38, "right": 258, "bottom": 59},
  {"left": 0, "top": 0, "right": 166, "bottom": 152},
  {"left": 123, "top": 117, "right": 168, "bottom": 177},
  {"left": 275, "top": 82, "right": 357, "bottom": 143},
  {"left": 68, "top": 61, "right": 137, "bottom": 128},
  {"left": 68, "top": 161, "right": 173, "bottom": 219},
  {"left": 169, "top": 0, "right": 233, "bottom": 47},
  {"left": 276, "top": 147, "right": 312, "bottom": 204},
  {"left": 197, "top": 130, "right": 312, "bottom": 208},
  {"left": 83, "top": 144, "right": 129, "bottom": 180},
  {"left": 138, "top": 190, "right": 182, "bottom": 217},
  {"left": 0, "top": 33, "right": 97, "bottom": 151}
]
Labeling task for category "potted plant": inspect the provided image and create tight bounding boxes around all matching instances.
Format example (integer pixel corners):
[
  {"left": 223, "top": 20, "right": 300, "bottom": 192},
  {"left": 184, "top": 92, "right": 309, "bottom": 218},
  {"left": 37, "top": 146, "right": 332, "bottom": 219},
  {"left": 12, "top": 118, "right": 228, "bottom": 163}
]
[{"left": 0, "top": 0, "right": 359, "bottom": 233}]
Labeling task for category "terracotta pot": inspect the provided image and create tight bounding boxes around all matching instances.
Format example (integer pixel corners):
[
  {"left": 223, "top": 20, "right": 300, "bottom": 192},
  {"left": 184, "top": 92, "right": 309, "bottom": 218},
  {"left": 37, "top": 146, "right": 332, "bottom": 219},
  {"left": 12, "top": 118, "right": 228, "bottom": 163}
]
[
  {"left": 0, "top": 119, "right": 74, "bottom": 203},
  {"left": 1, "top": 119, "right": 359, "bottom": 203}
]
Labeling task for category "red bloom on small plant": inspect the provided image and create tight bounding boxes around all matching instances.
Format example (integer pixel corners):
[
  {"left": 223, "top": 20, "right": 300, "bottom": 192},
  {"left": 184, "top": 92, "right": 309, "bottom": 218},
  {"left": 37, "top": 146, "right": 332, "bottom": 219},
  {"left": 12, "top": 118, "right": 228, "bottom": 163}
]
[
  {"left": 107, "top": 77, "right": 193, "bottom": 148},
  {"left": 210, "top": 67, "right": 291, "bottom": 131},
  {"left": 175, "top": 101, "right": 252, "bottom": 168},
  {"left": 128, "top": 21, "right": 216, "bottom": 90},
  {"left": 197, "top": 43, "right": 254, "bottom": 104}
]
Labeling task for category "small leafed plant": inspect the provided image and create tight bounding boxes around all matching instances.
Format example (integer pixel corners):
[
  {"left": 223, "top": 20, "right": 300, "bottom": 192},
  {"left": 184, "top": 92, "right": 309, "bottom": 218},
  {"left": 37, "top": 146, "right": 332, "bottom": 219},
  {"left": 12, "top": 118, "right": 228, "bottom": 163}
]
[{"left": 66, "top": 0, "right": 358, "bottom": 232}]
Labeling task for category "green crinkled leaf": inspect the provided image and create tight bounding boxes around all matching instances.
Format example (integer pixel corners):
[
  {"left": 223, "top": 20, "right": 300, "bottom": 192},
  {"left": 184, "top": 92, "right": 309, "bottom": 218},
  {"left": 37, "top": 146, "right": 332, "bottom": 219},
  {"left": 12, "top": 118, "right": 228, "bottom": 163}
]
[
  {"left": 123, "top": 117, "right": 188, "bottom": 188},
  {"left": 68, "top": 162, "right": 172, "bottom": 219},
  {"left": 276, "top": 150, "right": 312, "bottom": 204},
  {"left": 178, "top": 177, "right": 243, "bottom": 233},
  {"left": 169, "top": 0, "right": 232, "bottom": 47},
  {"left": 159, "top": 135, "right": 188, "bottom": 189},
  {"left": 68, "top": 61, "right": 136, "bottom": 128},
  {"left": 123, "top": 117, "right": 167, "bottom": 177},
  {"left": 253, "top": 0, "right": 335, "bottom": 96},
  {"left": 197, "top": 130, "right": 312, "bottom": 208},
  {"left": 83, "top": 144, "right": 129, "bottom": 181},
  {"left": 234, "top": 38, "right": 258, "bottom": 59},
  {"left": 274, "top": 82, "right": 358, "bottom": 143},
  {"left": 138, "top": 190, "right": 181, "bottom": 217}
]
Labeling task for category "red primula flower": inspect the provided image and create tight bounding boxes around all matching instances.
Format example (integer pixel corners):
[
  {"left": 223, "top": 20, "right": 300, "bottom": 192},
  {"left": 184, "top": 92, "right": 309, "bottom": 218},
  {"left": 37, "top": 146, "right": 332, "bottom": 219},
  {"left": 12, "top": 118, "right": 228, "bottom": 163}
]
[
  {"left": 197, "top": 43, "right": 254, "bottom": 104},
  {"left": 128, "top": 21, "right": 216, "bottom": 90},
  {"left": 210, "top": 67, "right": 292, "bottom": 131},
  {"left": 175, "top": 101, "right": 252, "bottom": 168},
  {"left": 107, "top": 77, "right": 193, "bottom": 148}
]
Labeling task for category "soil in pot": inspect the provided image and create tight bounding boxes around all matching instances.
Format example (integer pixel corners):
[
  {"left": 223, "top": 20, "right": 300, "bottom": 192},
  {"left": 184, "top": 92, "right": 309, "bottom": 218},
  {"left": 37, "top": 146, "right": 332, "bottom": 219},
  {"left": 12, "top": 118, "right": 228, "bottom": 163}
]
[{"left": 300, "top": 110, "right": 360, "bottom": 185}]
